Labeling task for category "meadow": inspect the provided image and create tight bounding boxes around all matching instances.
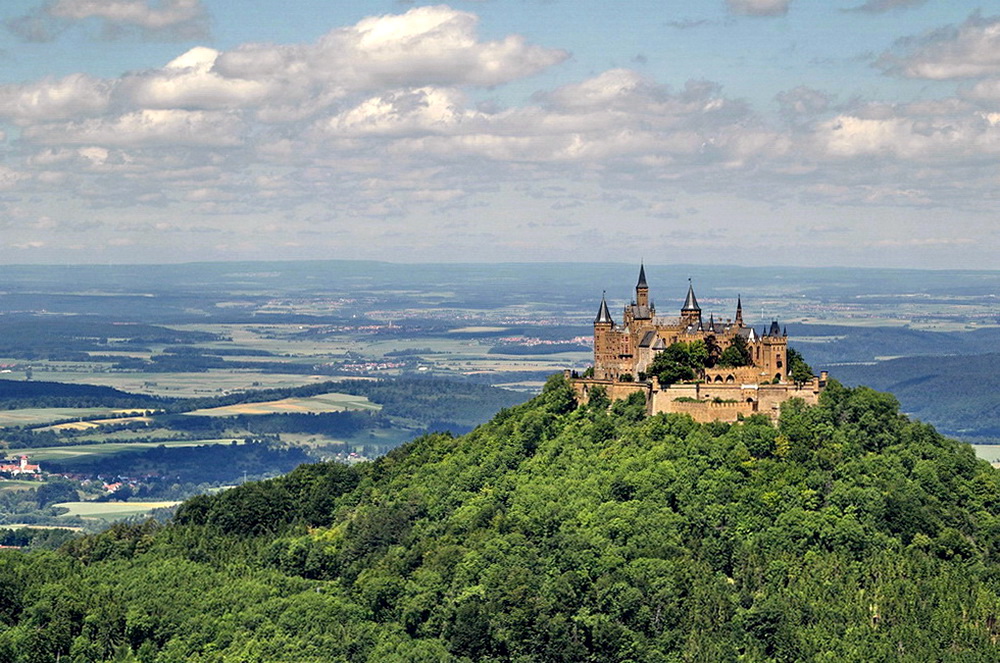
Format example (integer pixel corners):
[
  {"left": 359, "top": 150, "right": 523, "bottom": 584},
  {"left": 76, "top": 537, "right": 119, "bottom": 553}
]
[
  {"left": 53, "top": 501, "right": 180, "bottom": 523},
  {"left": 0, "top": 407, "right": 125, "bottom": 427},
  {"left": 8, "top": 439, "right": 241, "bottom": 464}
]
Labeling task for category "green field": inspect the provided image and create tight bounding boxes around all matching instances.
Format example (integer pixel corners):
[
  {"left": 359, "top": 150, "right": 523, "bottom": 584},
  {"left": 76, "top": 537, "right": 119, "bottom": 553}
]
[
  {"left": 54, "top": 501, "right": 180, "bottom": 522},
  {"left": 21, "top": 364, "right": 332, "bottom": 398},
  {"left": 7, "top": 439, "right": 242, "bottom": 464},
  {"left": 0, "top": 479, "right": 45, "bottom": 493},
  {"left": 0, "top": 407, "right": 121, "bottom": 427}
]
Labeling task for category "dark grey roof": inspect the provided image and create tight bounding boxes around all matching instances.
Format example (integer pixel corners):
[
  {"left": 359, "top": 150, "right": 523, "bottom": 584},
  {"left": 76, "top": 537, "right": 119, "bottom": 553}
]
[
  {"left": 595, "top": 295, "right": 613, "bottom": 324},
  {"left": 652, "top": 337, "right": 667, "bottom": 350},
  {"left": 636, "top": 264, "right": 648, "bottom": 289},
  {"left": 638, "top": 330, "right": 657, "bottom": 348},
  {"left": 682, "top": 282, "right": 700, "bottom": 311},
  {"left": 708, "top": 313, "right": 716, "bottom": 333},
  {"left": 628, "top": 304, "right": 653, "bottom": 320},
  {"left": 769, "top": 320, "right": 782, "bottom": 336}
]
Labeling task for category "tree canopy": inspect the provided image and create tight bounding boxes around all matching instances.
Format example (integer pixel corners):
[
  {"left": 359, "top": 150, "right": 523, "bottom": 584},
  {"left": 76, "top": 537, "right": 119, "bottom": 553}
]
[
  {"left": 1, "top": 376, "right": 999, "bottom": 661},
  {"left": 647, "top": 340, "right": 707, "bottom": 386},
  {"left": 718, "top": 333, "right": 753, "bottom": 368}
]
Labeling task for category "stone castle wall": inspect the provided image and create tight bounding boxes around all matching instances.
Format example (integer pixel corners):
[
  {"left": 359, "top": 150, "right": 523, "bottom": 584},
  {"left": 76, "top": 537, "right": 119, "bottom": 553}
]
[{"left": 569, "top": 372, "right": 825, "bottom": 423}]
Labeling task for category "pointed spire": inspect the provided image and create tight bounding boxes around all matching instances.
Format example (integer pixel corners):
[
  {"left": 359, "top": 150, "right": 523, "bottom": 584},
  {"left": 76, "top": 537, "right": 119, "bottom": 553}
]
[
  {"left": 783, "top": 326, "right": 787, "bottom": 337},
  {"left": 636, "top": 263, "right": 648, "bottom": 289},
  {"left": 594, "top": 292, "right": 613, "bottom": 325},
  {"left": 769, "top": 320, "right": 782, "bottom": 337},
  {"left": 735, "top": 294, "right": 743, "bottom": 325},
  {"left": 682, "top": 279, "right": 700, "bottom": 312},
  {"left": 708, "top": 313, "right": 716, "bottom": 333}
]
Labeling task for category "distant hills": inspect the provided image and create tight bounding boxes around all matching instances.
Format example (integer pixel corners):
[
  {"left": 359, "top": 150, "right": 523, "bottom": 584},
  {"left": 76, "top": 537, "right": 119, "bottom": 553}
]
[{"left": 831, "top": 353, "right": 1000, "bottom": 442}]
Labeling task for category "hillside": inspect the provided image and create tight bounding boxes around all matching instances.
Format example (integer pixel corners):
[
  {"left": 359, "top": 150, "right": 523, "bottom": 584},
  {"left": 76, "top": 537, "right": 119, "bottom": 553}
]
[
  {"left": 2, "top": 377, "right": 1000, "bottom": 661},
  {"left": 832, "top": 352, "right": 1000, "bottom": 441}
]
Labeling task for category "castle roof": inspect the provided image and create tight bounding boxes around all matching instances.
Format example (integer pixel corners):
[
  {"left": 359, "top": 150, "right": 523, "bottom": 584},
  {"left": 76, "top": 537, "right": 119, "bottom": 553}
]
[
  {"left": 682, "top": 282, "right": 700, "bottom": 312},
  {"left": 638, "top": 331, "right": 657, "bottom": 348},
  {"left": 636, "top": 264, "right": 648, "bottom": 289},
  {"left": 627, "top": 303, "right": 654, "bottom": 320},
  {"left": 595, "top": 294, "right": 613, "bottom": 324},
  {"left": 769, "top": 320, "right": 782, "bottom": 337}
]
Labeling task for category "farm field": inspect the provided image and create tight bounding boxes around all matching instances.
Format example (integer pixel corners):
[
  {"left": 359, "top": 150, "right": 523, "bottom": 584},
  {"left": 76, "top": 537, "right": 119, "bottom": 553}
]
[
  {"left": 44, "top": 415, "right": 153, "bottom": 432},
  {"left": 8, "top": 439, "right": 241, "bottom": 464},
  {"left": 185, "top": 392, "right": 379, "bottom": 416},
  {"left": 0, "top": 407, "right": 122, "bottom": 427},
  {"left": 0, "top": 480, "right": 45, "bottom": 493},
  {"left": 23, "top": 366, "right": 331, "bottom": 398},
  {"left": 54, "top": 501, "right": 180, "bottom": 522},
  {"left": 972, "top": 445, "right": 1000, "bottom": 465}
]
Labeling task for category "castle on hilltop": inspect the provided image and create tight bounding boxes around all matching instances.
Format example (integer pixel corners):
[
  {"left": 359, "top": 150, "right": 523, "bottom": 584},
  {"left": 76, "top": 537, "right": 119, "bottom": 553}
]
[{"left": 569, "top": 265, "right": 827, "bottom": 422}]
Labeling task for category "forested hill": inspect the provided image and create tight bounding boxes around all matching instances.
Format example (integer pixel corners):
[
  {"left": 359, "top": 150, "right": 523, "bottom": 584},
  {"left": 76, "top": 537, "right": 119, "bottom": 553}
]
[{"left": 4, "top": 377, "right": 1000, "bottom": 661}]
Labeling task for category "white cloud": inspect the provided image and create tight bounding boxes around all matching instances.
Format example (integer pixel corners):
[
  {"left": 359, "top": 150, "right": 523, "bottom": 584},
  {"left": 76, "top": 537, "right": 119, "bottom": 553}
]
[
  {"left": 321, "top": 87, "right": 481, "bottom": 137},
  {"left": 215, "top": 6, "right": 567, "bottom": 96},
  {"left": 726, "top": 0, "right": 791, "bottom": 17},
  {"left": 24, "top": 109, "right": 245, "bottom": 147},
  {"left": 816, "top": 110, "right": 1000, "bottom": 160},
  {"left": 0, "top": 73, "right": 112, "bottom": 124},
  {"left": 1, "top": 4, "right": 998, "bottom": 264},
  {"left": 878, "top": 13, "right": 1000, "bottom": 79},
  {"left": 122, "top": 47, "right": 276, "bottom": 110},
  {"left": 6, "top": 0, "right": 209, "bottom": 41},
  {"left": 960, "top": 78, "right": 1000, "bottom": 102},
  {"left": 849, "top": 0, "right": 928, "bottom": 13},
  {"left": 0, "top": 166, "right": 27, "bottom": 190},
  {"left": 48, "top": 0, "right": 205, "bottom": 30}
]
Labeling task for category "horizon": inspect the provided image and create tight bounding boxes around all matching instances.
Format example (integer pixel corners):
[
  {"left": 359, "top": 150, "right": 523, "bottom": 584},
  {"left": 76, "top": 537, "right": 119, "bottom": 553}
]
[{"left": 0, "top": 258, "right": 998, "bottom": 274}]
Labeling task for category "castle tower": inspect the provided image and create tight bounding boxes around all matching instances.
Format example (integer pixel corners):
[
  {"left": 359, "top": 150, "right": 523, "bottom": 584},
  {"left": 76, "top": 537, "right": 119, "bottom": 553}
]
[
  {"left": 593, "top": 293, "right": 617, "bottom": 380},
  {"left": 735, "top": 295, "right": 743, "bottom": 327},
  {"left": 636, "top": 263, "right": 649, "bottom": 308},
  {"left": 758, "top": 320, "right": 788, "bottom": 382},
  {"left": 681, "top": 280, "right": 701, "bottom": 327}
]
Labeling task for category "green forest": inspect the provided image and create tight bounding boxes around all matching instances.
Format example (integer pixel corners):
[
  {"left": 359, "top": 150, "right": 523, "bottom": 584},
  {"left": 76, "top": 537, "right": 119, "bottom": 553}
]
[{"left": 2, "top": 376, "right": 1000, "bottom": 661}]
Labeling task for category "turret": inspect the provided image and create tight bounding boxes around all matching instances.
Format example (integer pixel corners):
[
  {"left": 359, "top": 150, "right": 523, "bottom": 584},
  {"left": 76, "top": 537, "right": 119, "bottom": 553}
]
[
  {"left": 594, "top": 293, "right": 613, "bottom": 326},
  {"left": 593, "top": 292, "right": 617, "bottom": 380},
  {"left": 636, "top": 264, "right": 649, "bottom": 308},
  {"left": 735, "top": 295, "right": 743, "bottom": 327},
  {"left": 681, "top": 280, "right": 701, "bottom": 326}
]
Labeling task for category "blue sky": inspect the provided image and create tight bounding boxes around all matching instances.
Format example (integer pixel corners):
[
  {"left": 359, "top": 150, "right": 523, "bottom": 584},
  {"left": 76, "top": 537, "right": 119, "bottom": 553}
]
[{"left": 0, "top": 0, "right": 997, "bottom": 268}]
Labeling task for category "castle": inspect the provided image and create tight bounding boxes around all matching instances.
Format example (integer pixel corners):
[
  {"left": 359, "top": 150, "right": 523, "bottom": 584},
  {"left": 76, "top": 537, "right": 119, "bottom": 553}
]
[{"left": 569, "top": 265, "right": 826, "bottom": 422}]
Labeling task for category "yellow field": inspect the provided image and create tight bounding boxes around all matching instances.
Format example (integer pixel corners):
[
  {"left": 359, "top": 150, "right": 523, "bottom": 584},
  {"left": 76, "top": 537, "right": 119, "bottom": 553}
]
[
  {"left": 185, "top": 392, "right": 379, "bottom": 417},
  {"left": 45, "top": 415, "right": 153, "bottom": 432}
]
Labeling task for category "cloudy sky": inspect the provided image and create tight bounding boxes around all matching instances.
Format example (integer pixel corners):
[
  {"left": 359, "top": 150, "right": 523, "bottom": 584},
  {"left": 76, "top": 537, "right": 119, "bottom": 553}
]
[{"left": 0, "top": 0, "right": 997, "bottom": 268}]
